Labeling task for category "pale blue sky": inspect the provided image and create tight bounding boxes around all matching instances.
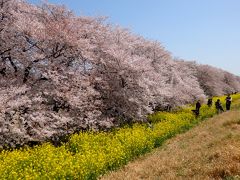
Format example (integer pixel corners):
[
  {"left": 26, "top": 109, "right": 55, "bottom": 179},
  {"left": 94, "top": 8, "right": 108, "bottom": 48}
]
[{"left": 28, "top": 0, "right": 240, "bottom": 75}]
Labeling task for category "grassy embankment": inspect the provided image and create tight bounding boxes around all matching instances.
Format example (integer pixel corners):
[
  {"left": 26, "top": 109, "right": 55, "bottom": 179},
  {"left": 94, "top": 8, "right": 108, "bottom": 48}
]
[
  {"left": 0, "top": 94, "right": 239, "bottom": 179},
  {"left": 102, "top": 107, "right": 240, "bottom": 180}
]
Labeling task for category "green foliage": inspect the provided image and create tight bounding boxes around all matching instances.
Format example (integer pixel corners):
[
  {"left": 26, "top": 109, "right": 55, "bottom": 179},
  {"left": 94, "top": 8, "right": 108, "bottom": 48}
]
[{"left": 0, "top": 94, "right": 240, "bottom": 179}]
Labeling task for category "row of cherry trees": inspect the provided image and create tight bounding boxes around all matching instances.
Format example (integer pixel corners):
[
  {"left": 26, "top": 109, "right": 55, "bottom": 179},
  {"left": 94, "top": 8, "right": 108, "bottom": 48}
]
[{"left": 1, "top": 0, "right": 240, "bottom": 147}]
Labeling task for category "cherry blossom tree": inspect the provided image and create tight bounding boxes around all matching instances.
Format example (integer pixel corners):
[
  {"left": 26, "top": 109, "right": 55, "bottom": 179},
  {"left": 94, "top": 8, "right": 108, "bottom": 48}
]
[
  {"left": 196, "top": 64, "right": 240, "bottom": 96},
  {"left": 0, "top": 0, "right": 239, "bottom": 148}
]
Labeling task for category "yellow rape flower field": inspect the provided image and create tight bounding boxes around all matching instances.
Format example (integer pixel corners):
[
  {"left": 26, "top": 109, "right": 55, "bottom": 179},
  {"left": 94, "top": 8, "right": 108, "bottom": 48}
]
[{"left": 0, "top": 94, "right": 240, "bottom": 179}]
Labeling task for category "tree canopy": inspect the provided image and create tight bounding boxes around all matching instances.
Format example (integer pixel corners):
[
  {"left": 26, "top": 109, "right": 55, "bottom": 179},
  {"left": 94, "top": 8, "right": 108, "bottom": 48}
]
[{"left": 1, "top": 0, "right": 240, "bottom": 148}]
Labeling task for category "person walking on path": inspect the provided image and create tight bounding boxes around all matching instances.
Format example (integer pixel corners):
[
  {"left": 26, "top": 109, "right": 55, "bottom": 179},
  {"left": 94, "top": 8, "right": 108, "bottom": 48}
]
[
  {"left": 225, "top": 94, "right": 232, "bottom": 111},
  {"left": 215, "top": 99, "right": 224, "bottom": 113}
]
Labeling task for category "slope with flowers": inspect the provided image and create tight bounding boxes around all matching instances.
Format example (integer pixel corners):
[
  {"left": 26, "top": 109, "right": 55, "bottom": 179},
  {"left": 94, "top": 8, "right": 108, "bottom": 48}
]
[{"left": 0, "top": 94, "right": 240, "bottom": 179}]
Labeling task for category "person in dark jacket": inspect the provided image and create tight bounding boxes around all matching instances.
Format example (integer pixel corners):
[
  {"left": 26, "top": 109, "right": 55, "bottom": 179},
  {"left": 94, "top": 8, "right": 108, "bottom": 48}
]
[
  {"left": 207, "top": 98, "right": 213, "bottom": 107},
  {"left": 192, "top": 100, "right": 201, "bottom": 117},
  {"left": 195, "top": 100, "right": 201, "bottom": 116},
  {"left": 215, "top": 99, "right": 224, "bottom": 113},
  {"left": 225, "top": 94, "right": 232, "bottom": 111}
]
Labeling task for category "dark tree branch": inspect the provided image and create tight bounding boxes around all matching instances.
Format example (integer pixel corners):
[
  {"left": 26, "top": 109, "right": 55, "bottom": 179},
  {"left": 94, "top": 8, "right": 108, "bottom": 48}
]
[
  {"left": 23, "top": 66, "right": 31, "bottom": 83},
  {"left": 0, "top": 67, "right": 6, "bottom": 76},
  {"left": 8, "top": 56, "right": 17, "bottom": 73},
  {"left": 0, "top": 48, "right": 11, "bottom": 56}
]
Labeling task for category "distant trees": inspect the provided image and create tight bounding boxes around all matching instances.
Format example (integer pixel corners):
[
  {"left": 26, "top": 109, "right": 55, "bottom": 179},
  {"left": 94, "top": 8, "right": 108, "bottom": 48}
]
[
  {"left": 0, "top": 0, "right": 240, "bottom": 148},
  {"left": 196, "top": 65, "right": 240, "bottom": 96}
]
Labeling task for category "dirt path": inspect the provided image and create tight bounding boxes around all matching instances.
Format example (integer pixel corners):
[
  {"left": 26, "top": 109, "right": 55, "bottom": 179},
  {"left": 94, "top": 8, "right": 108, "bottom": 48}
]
[{"left": 101, "top": 110, "right": 240, "bottom": 180}]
